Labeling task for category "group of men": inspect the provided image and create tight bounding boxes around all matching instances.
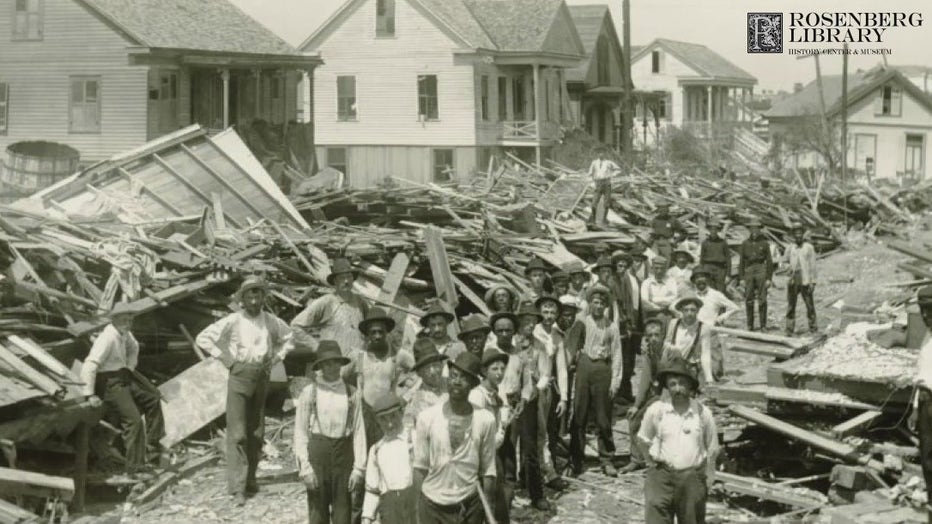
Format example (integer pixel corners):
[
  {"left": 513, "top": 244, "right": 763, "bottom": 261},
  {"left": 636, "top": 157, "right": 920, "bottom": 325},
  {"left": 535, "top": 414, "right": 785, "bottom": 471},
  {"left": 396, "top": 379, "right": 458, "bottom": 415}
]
[{"left": 78, "top": 204, "right": 823, "bottom": 523}]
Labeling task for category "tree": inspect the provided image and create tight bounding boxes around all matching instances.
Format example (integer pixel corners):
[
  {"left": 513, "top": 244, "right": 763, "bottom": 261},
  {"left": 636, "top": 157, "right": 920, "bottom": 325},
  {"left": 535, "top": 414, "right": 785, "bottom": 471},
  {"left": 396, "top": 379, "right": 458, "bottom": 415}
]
[{"left": 774, "top": 111, "right": 843, "bottom": 177}]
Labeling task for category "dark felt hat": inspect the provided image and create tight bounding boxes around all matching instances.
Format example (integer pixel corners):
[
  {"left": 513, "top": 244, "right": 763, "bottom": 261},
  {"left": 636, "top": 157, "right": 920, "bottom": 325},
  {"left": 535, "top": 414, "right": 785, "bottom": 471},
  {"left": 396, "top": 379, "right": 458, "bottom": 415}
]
[
  {"left": 489, "top": 311, "right": 518, "bottom": 329},
  {"left": 358, "top": 307, "right": 396, "bottom": 333},
  {"left": 591, "top": 255, "right": 613, "bottom": 273},
  {"left": 587, "top": 284, "right": 612, "bottom": 302},
  {"left": 412, "top": 337, "right": 447, "bottom": 371},
  {"left": 524, "top": 257, "right": 550, "bottom": 275},
  {"left": 629, "top": 244, "right": 647, "bottom": 258},
  {"left": 458, "top": 314, "right": 491, "bottom": 340},
  {"left": 480, "top": 347, "right": 509, "bottom": 369},
  {"left": 516, "top": 300, "right": 543, "bottom": 322},
  {"left": 312, "top": 340, "right": 351, "bottom": 370},
  {"left": 326, "top": 258, "right": 359, "bottom": 285},
  {"left": 565, "top": 260, "right": 588, "bottom": 276},
  {"left": 448, "top": 351, "right": 482, "bottom": 382},
  {"left": 535, "top": 293, "right": 560, "bottom": 310},
  {"left": 550, "top": 270, "right": 569, "bottom": 283},
  {"left": 419, "top": 302, "right": 455, "bottom": 327},
  {"left": 656, "top": 358, "right": 699, "bottom": 389},
  {"left": 690, "top": 265, "right": 713, "bottom": 283},
  {"left": 371, "top": 392, "right": 403, "bottom": 416},
  {"left": 611, "top": 250, "right": 632, "bottom": 265}
]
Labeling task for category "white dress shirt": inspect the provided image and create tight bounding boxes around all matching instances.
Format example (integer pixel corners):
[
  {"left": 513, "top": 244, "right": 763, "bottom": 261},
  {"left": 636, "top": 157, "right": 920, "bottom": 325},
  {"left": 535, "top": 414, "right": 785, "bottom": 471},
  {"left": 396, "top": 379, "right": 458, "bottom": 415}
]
[{"left": 81, "top": 324, "right": 139, "bottom": 395}]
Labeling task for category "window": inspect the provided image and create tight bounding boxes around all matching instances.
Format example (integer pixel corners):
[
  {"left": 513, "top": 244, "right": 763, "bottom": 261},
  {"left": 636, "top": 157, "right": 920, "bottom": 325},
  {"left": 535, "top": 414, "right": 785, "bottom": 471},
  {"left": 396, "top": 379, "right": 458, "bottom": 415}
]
[
  {"left": 544, "top": 78, "right": 550, "bottom": 120},
  {"left": 160, "top": 72, "right": 178, "bottom": 100},
  {"left": 376, "top": 0, "right": 395, "bottom": 37},
  {"left": 876, "top": 85, "right": 902, "bottom": 116},
  {"left": 417, "top": 75, "right": 438, "bottom": 121},
  {"left": 0, "top": 83, "right": 7, "bottom": 134},
  {"left": 657, "top": 96, "right": 668, "bottom": 119},
  {"left": 432, "top": 149, "right": 454, "bottom": 182},
  {"left": 651, "top": 50, "right": 662, "bottom": 74},
  {"left": 337, "top": 76, "right": 356, "bottom": 120},
  {"left": 497, "top": 76, "right": 507, "bottom": 121},
  {"left": 853, "top": 133, "right": 877, "bottom": 178},
  {"left": 512, "top": 76, "right": 525, "bottom": 120},
  {"left": 270, "top": 76, "right": 282, "bottom": 100},
  {"left": 479, "top": 75, "right": 489, "bottom": 121},
  {"left": 13, "top": 0, "right": 42, "bottom": 40},
  {"left": 905, "top": 134, "right": 924, "bottom": 179},
  {"left": 327, "top": 147, "right": 348, "bottom": 178},
  {"left": 70, "top": 77, "right": 100, "bottom": 133},
  {"left": 597, "top": 38, "right": 610, "bottom": 85}
]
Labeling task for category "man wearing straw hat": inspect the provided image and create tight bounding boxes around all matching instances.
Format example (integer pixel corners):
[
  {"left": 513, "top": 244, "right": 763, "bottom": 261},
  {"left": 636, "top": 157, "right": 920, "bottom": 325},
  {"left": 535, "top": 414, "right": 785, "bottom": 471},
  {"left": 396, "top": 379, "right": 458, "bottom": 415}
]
[
  {"left": 663, "top": 291, "right": 715, "bottom": 385},
  {"left": 292, "top": 257, "right": 370, "bottom": 363},
  {"left": 414, "top": 352, "right": 498, "bottom": 524},
  {"left": 196, "top": 275, "right": 294, "bottom": 505},
  {"left": 82, "top": 301, "right": 162, "bottom": 471},
  {"left": 484, "top": 284, "right": 519, "bottom": 314}
]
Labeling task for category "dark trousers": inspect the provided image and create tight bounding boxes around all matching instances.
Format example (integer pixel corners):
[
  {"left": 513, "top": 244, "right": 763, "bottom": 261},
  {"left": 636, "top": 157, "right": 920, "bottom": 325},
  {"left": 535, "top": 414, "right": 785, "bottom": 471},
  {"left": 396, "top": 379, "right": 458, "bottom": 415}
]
[
  {"left": 546, "top": 382, "right": 569, "bottom": 472},
  {"left": 743, "top": 264, "right": 769, "bottom": 329},
  {"left": 590, "top": 179, "right": 612, "bottom": 223},
  {"left": 306, "top": 434, "right": 353, "bottom": 524},
  {"left": 418, "top": 492, "right": 484, "bottom": 524},
  {"left": 619, "top": 336, "right": 638, "bottom": 399},
  {"left": 653, "top": 238, "right": 673, "bottom": 262},
  {"left": 785, "top": 275, "right": 816, "bottom": 332},
  {"left": 225, "top": 362, "right": 269, "bottom": 495},
  {"left": 378, "top": 487, "right": 418, "bottom": 524},
  {"left": 97, "top": 370, "right": 162, "bottom": 468},
  {"left": 494, "top": 448, "right": 511, "bottom": 524},
  {"left": 569, "top": 355, "right": 615, "bottom": 472},
  {"left": 706, "top": 264, "right": 728, "bottom": 295},
  {"left": 350, "top": 401, "right": 382, "bottom": 524},
  {"left": 645, "top": 465, "right": 708, "bottom": 524},
  {"left": 627, "top": 395, "right": 660, "bottom": 465},
  {"left": 518, "top": 396, "right": 544, "bottom": 502},
  {"left": 918, "top": 390, "right": 932, "bottom": 512}
]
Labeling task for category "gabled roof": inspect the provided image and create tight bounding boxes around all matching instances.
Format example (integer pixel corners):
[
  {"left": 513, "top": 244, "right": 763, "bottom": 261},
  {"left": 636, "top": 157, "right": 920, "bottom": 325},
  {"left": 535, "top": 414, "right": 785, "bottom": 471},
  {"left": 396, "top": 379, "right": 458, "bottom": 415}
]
[
  {"left": 302, "top": 0, "right": 584, "bottom": 56},
  {"left": 632, "top": 38, "right": 756, "bottom": 83},
  {"left": 565, "top": 4, "right": 623, "bottom": 83},
  {"left": 766, "top": 66, "right": 932, "bottom": 119},
  {"left": 79, "top": 0, "right": 303, "bottom": 56}
]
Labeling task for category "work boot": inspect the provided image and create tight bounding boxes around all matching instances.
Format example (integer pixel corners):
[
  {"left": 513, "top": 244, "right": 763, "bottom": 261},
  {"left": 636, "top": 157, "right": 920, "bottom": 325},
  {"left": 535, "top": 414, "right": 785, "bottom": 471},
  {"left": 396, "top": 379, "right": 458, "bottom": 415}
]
[
  {"left": 745, "top": 303, "right": 755, "bottom": 331},
  {"left": 759, "top": 303, "right": 769, "bottom": 331},
  {"left": 602, "top": 463, "right": 618, "bottom": 477},
  {"left": 232, "top": 492, "right": 247, "bottom": 507},
  {"left": 532, "top": 498, "right": 552, "bottom": 511},
  {"left": 546, "top": 477, "right": 568, "bottom": 491},
  {"left": 784, "top": 318, "right": 795, "bottom": 337}
]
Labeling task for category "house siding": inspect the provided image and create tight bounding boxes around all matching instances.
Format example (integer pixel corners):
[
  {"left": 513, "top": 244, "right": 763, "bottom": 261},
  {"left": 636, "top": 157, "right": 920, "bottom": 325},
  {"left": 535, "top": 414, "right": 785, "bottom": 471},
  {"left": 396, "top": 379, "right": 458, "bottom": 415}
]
[
  {"left": 631, "top": 47, "right": 695, "bottom": 127},
  {"left": 0, "top": 0, "right": 148, "bottom": 163},
  {"left": 315, "top": 145, "right": 478, "bottom": 187},
  {"left": 309, "top": 0, "right": 477, "bottom": 146}
]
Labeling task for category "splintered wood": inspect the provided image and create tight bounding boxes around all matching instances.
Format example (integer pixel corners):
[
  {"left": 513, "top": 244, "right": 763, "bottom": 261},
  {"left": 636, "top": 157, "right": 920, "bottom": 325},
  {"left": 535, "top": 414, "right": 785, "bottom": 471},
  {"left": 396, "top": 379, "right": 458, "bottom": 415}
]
[{"left": 780, "top": 332, "right": 915, "bottom": 386}]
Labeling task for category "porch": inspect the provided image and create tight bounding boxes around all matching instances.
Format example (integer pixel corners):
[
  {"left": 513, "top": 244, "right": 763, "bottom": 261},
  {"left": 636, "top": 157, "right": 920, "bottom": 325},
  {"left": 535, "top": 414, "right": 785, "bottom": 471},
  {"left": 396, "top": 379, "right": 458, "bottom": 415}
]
[{"left": 681, "top": 82, "right": 756, "bottom": 141}]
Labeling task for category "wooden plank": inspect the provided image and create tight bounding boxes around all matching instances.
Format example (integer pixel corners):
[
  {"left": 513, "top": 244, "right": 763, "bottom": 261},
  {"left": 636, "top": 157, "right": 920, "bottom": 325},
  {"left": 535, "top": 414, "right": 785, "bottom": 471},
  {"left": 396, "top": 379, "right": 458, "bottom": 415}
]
[
  {"left": 180, "top": 144, "right": 266, "bottom": 222},
  {"left": 764, "top": 387, "right": 880, "bottom": 411},
  {"left": 423, "top": 226, "right": 460, "bottom": 330},
  {"left": 378, "top": 253, "right": 410, "bottom": 305},
  {"left": 149, "top": 153, "right": 246, "bottom": 228},
  {"left": 159, "top": 359, "right": 228, "bottom": 449},
  {"left": 453, "top": 275, "right": 492, "bottom": 316},
  {"left": 118, "top": 167, "right": 185, "bottom": 218},
  {"left": 212, "top": 192, "right": 226, "bottom": 230},
  {"left": 0, "top": 343, "right": 62, "bottom": 396},
  {"left": 0, "top": 497, "right": 41, "bottom": 522},
  {"left": 129, "top": 454, "right": 219, "bottom": 505},
  {"left": 713, "top": 471, "right": 824, "bottom": 509},
  {"left": 728, "top": 405, "right": 885, "bottom": 471},
  {"left": 832, "top": 410, "right": 882, "bottom": 438},
  {"left": 725, "top": 339, "right": 796, "bottom": 359},
  {"left": 714, "top": 326, "right": 810, "bottom": 350},
  {"left": 6, "top": 336, "right": 80, "bottom": 383},
  {"left": 0, "top": 466, "right": 74, "bottom": 501},
  {"left": 890, "top": 241, "right": 932, "bottom": 265}
]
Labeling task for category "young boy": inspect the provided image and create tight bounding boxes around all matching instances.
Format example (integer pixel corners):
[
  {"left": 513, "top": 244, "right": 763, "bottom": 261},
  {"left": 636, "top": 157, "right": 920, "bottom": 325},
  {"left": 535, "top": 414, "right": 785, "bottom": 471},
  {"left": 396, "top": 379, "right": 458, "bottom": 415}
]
[
  {"left": 402, "top": 338, "right": 449, "bottom": 443},
  {"left": 362, "top": 393, "right": 416, "bottom": 524},
  {"left": 470, "top": 348, "right": 511, "bottom": 524},
  {"left": 293, "top": 341, "right": 366, "bottom": 524},
  {"left": 534, "top": 294, "right": 569, "bottom": 488},
  {"left": 420, "top": 302, "right": 460, "bottom": 359}
]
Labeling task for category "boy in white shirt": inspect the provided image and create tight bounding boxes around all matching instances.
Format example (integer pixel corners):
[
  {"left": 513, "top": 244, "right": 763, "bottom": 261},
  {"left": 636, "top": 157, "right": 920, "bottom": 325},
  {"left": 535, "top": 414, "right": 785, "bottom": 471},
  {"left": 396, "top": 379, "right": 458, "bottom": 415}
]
[{"left": 362, "top": 393, "right": 416, "bottom": 524}]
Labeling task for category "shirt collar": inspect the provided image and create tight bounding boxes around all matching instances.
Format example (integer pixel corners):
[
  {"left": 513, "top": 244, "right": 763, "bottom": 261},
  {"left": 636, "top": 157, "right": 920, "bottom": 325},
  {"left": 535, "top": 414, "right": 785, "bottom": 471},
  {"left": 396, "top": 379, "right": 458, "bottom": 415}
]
[{"left": 659, "top": 394, "right": 700, "bottom": 417}]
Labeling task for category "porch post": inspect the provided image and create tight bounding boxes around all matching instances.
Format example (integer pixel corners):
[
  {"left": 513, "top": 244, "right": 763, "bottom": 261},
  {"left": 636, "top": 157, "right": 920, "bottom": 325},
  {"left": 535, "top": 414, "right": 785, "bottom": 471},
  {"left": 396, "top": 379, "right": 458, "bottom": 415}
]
[
  {"left": 254, "top": 68, "right": 262, "bottom": 120},
  {"left": 706, "top": 86, "right": 712, "bottom": 126},
  {"left": 533, "top": 62, "right": 542, "bottom": 168},
  {"left": 220, "top": 68, "right": 230, "bottom": 128}
]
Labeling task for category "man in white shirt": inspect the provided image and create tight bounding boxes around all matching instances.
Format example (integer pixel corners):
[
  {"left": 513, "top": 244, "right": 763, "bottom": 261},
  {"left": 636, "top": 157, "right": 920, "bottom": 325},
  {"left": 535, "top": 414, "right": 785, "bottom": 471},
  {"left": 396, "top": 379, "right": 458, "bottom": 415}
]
[
  {"left": 783, "top": 224, "right": 818, "bottom": 335},
  {"left": 667, "top": 250, "right": 695, "bottom": 297},
  {"left": 196, "top": 276, "right": 294, "bottom": 505},
  {"left": 913, "top": 286, "right": 932, "bottom": 520},
  {"left": 587, "top": 148, "right": 620, "bottom": 224},
  {"left": 641, "top": 256, "right": 677, "bottom": 326},
  {"left": 664, "top": 292, "right": 715, "bottom": 385},
  {"left": 692, "top": 266, "right": 740, "bottom": 327},
  {"left": 81, "top": 302, "right": 162, "bottom": 470},
  {"left": 637, "top": 358, "right": 718, "bottom": 524}
]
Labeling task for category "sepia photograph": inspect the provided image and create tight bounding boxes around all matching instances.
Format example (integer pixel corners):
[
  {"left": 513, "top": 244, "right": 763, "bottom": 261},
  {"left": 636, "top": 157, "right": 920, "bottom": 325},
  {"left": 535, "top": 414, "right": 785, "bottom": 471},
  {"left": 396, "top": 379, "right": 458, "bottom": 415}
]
[{"left": 0, "top": 0, "right": 931, "bottom": 522}]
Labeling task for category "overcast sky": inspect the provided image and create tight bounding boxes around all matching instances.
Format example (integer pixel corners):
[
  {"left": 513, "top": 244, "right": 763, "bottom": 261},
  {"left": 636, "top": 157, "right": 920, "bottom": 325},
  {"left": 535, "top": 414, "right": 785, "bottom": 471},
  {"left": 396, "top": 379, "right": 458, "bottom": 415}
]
[{"left": 231, "top": 0, "right": 932, "bottom": 92}]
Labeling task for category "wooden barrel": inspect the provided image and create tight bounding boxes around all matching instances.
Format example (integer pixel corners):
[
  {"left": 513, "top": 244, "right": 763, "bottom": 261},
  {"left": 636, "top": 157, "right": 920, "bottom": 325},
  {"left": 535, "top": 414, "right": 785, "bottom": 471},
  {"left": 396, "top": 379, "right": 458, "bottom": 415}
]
[{"left": 1, "top": 141, "right": 80, "bottom": 203}]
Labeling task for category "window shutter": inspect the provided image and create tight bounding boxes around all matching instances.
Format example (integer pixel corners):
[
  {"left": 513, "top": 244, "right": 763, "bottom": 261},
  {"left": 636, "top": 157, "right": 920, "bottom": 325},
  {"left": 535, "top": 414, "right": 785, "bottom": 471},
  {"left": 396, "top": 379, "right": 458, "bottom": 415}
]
[
  {"left": 892, "top": 87, "right": 902, "bottom": 116},
  {"left": 873, "top": 90, "right": 883, "bottom": 115}
]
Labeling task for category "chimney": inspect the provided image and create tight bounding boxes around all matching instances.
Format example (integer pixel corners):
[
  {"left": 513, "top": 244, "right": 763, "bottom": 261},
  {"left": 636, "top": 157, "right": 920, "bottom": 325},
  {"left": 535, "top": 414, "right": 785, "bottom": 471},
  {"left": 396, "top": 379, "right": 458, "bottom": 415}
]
[{"left": 793, "top": 82, "right": 803, "bottom": 93}]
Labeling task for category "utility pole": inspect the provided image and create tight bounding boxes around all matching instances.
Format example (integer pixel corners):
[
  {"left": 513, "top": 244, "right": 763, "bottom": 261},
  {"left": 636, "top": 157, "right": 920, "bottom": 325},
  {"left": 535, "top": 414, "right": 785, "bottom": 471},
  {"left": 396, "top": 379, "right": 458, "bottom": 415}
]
[
  {"left": 621, "top": 0, "right": 633, "bottom": 158},
  {"left": 841, "top": 43, "right": 849, "bottom": 231}
]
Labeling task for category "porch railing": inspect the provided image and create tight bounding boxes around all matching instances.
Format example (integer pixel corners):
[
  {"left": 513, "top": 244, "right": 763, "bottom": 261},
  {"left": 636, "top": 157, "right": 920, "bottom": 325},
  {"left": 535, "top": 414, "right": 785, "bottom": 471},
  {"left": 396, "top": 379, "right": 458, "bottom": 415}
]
[{"left": 500, "top": 120, "right": 559, "bottom": 141}]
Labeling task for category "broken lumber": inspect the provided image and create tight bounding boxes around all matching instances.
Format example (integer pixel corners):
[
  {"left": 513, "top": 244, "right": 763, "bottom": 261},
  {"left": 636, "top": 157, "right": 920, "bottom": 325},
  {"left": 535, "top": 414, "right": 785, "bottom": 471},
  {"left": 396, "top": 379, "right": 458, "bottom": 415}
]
[
  {"left": 714, "top": 327, "right": 810, "bottom": 350},
  {"left": 158, "top": 359, "right": 228, "bottom": 449},
  {"left": 0, "top": 466, "right": 74, "bottom": 501},
  {"left": 832, "top": 410, "right": 883, "bottom": 438},
  {"left": 713, "top": 471, "right": 825, "bottom": 509},
  {"left": 724, "top": 339, "right": 796, "bottom": 360},
  {"left": 0, "top": 343, "right": 62, "bottom": 396},
  {"left": 6, "top": 336, "right": 80, "bottom": 384},
  {"left": 728, "top": 405, "right": 885, "bottom": 471},
  {"left": 129, "top": 454, "right": 219, "bottom": 505},
  {"left": 0, "top": 497, "right": 40, "bottom": 522}
]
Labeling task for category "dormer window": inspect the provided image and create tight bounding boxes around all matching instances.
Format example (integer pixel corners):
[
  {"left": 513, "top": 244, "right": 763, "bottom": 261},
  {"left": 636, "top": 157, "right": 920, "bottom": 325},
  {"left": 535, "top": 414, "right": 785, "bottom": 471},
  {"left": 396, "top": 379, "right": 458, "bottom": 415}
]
[
  {"left": 376, "top": 0, "right": 395, "bottom": 37},
  {"left": 651, "top": 50, "right": 663, "bottom": 74}
]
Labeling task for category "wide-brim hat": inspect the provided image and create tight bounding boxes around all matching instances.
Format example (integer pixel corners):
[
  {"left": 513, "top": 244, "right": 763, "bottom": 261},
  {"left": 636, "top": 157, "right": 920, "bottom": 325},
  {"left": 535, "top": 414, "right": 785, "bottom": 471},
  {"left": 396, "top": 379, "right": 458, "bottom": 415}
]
[
  {"left": 918, "top": 286, "right": 932, "bottom": 307},
  {"left": 107, "top": 301, "right": 139, "bottom": 319},
  {"left": 550, "top": 270, "right": 569, "bottom": 283},
  {"left": 535, "top": 294, "right": 560, "bottom": 310},
  {"left": 673, "top": 292, "right": 703, "bottom": 311},
  {"left": 672, "top": 250, "right": 695, "bottom": 264},
  {"left": 629, "top": 244, "right": 647, "bottom": 259},
  {"left": 238, "top": 275, "right": 268, "bottom": 295},
  {"left": 326, "top": 257, "right": 359, "bottom": 285},
  {"left": 558, "top": 294, "right": 581, "bottom": 311},
  {"left": 516, "top": 301, "right": 543, "bottom": 322},
  {"left": 652, "top": 255, "right": 669, "bottom": 267},
  {"left": 480, "top": 347, "right": 509, "bottom": 369},
  {"left": 591, "top": 255, "right": 613, "bottom": 273},
  {"left": 412, "top": 338, "right": 447, "bottom": 371},
  {"left": 611, "top": 250, "right": 632, "bottom": 265},
  {"left": 371, "top": 393, "right": 403, "bottom": 417},
  {"left": 690, "top": 265, "right": 713, "bottom": 283},
  {"left": 483, "top": 285, "right": 518, "bottom": 309},
  {"left": 312, "top": 340, "right": 351, "bottom": 370},
  {"left": 419, "top": 302, "right": 455, "bottom": 327},
  {"left": 564, "top": 260, "right": 588, "bottom": 276},
  {"left": 656, "top": 358, "right": 699, "bottom": 389},
  {"left": 587, "top": 284, "right": 612, "bottom": 302},
  {"left": 448, "top": 351, "right": 482, "bottom": 382},
  {"left": 457, "top": 314, "right": 491, "bottom": 340},
  {"left": 489, "top": 311, "right": 518, "bottom": 328},
  {"left": 524, "top": 257, "right": 550, "bottom": 276},
  {"left": 358, "top": 307, "right": 396, "bottom": 333}
]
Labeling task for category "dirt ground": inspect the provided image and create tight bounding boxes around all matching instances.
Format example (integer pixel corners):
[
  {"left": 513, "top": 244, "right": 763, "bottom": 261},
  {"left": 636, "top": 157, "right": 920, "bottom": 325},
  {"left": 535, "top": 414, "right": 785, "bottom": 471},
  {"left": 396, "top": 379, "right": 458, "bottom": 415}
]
[{"left": 84, "top": 226, "right": 927, "bottom": 524}]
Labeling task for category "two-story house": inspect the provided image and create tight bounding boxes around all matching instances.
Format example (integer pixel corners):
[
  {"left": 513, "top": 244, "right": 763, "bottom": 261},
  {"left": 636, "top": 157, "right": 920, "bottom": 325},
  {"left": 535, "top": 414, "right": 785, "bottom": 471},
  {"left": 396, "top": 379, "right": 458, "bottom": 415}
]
[
  {"left": 565, "top": 5, "right": 628, "bottom": 148},
  {"left": 300, "top": 0, "right": 585, "bottom": 187},
  {"left": 0, "top": 0, "right": 321, "bottom": 165},
  {"left": 629, "top": 38, "right": 757, "bottom": 146},
  {"left": 766, "top": 66, "right": 932, "bottom": 182}
]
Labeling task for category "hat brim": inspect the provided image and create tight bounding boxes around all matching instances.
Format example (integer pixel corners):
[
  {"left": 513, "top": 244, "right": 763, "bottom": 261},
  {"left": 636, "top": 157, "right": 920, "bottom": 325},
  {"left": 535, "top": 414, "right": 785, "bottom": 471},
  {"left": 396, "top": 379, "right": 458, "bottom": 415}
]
[
  {"left": 690, "top": 271, "right": 712, "bottom": 283},
  {"left": 373, "top": 403, "right": 403, "bottom": 417},
  {"left": 312, "top": 355, "right": 351, "bottom": 370},
  {"left": 672, "top": 251, "right": 694, "bottom": 263},
  {"left": 587, "top": 286, "right": 611, "bottom": 302},
  {"left": 481, "top": 353, "right": 509, "bottom": 369},
  {"left": 534, "top": 295, "right": 560, "bottom": 310},
  {"left": 484, "top": 286, "right": 517, "bottom": 305},
  {"left": 238, "top": 282, "right": 267, "bottom": 295},
  {"left": 448, "top": 360, "right": 481, "bottom": 382},
  {"left": 489, "top": 312, "right": 518, "bottom": 327},
  {"left": 419, "top": 311, "right": 456, "bottom": 328},
  {"left": 657, "top": 369, "right": 699, "bottom": 389},
  {"left": 559, "top": 301, "right": 580, "bottom": 311},
  {"left": 674, "top": 297, "right": 703, "bottom": 311},
  {"left": 457, "top": 325, "right": 491, "bottom": 341},
  {"left": 326, "top": 269, "right": 359, "bottom": 285},
  {"left": 358, "top": 317, "right": 397, "bottom": 333},
  {"left": 413, "top": 353, "right": 448, "bottom": 371}
]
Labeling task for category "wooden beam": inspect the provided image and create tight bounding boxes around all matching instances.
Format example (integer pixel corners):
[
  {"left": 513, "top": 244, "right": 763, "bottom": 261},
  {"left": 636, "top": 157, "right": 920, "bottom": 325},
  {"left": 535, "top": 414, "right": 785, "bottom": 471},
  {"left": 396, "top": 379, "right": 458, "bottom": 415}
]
[
  {"left": 0, "top": 343, "right": 62, "bottom": 396},
  {"left": 7, "top": 335, "right": 81, "bottom": 383},
  {"left": 73, "top": 422, "right": 89, "bottom": 511},
  {"left": 725, "top": 339, "right": 796, "bottom": 360},
  {"left": 714, "top": 326, "right": 810, "bottom": 350},
  {"left": 832, "top": 410, "right": 882, "bottom": 438},
  {"left": 713, "top": 471, "right": 824, "bottom": 509},
  {"left": 453, "top": 275, "right": 491, "bottom": 316},
  {"left": 179, "top": 144, "right": 266, "bottom": 222},
  {"left": 118, "top": 167, "right": 185, "bottom": 217},
  {"left": 889, "top": 241, "right": 932, "bottom": 265},
  {"left": 150, "top": 153, "right": 243, "bottom": 227},
  {"left": 0, "top": 466, "right": 74, "bottom": 501}
]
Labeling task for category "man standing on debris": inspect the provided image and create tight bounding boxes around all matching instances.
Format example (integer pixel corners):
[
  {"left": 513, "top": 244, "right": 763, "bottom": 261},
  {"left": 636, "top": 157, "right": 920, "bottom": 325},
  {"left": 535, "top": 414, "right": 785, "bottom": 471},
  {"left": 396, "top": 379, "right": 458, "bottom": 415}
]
[
  {"left": 914, "top": 286, "right": 932, "bottom": 522},
  {"left": 196, "top": 276, "right": 294, "bottom": 505},
  {"left": 414, "top": 352, "right": 498, "bottom": 524},
  {"left": 699, "top": 218, "right": 731, "bottom": 294},
  {"left": 783, "top": 224, "right": 818, "bottom": 335},
  {"left": 294, "top": 341, "right": 366, "bottom": 524},
  {"left": 82, "top": 302, "right": 162, "bottom": 471},
  {"left": 291, "top": 258, "right": 369, "bottom": 363},
  {"left": 637, "top": 358, "right": 719, "bottom": 524},
  {"left": 650, "top": 204, "right": 683, "bottom": 261},
  {"left": 738, "top": 218, "right": 774, "bottom": 331},
  {"left": 569, "top": 285, "right": 623, "bottom": 478},
  {"left": 613, "top": 251, "right": 641, "bottom": 404},
  {"left": 587, "top": 147, "right": 619, "bottom": 225},
  {"left": 641, "top": 256, "right": 677, "bottom": 326}
]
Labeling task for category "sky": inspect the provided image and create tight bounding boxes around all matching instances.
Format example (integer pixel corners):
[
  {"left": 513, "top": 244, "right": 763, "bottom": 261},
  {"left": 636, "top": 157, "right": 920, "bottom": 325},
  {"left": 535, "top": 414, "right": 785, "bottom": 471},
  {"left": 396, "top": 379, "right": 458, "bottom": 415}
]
[{"left": 230, "top": 0, "right": 932, "bottom": 92}]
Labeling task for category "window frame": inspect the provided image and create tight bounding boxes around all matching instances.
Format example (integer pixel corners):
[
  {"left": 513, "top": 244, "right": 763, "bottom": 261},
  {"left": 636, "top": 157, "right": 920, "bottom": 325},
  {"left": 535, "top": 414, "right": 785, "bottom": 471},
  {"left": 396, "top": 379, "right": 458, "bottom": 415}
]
[
  {"left": 479, "top": 75, "right": 489, "bottom": 122},
  {"left": 376, "top": 0, "right": 396, "bottom": 37},
  {"left": 905, "top": 133, "right": 924, "bottom": 179},
  {"left": 432, "top": 148, "right": 454, "bottom": 183},
  {"left": 327, "top": 147, "right": 348, "bottom": 179},
  {"left": 877, "top": 85, "right": 903, "bottom": 117},
  {"left": 0, "top": 82, "right": 8, "bottom": 135},
  {"left": 336, "top": 75, "right": 357, "bottom": 121},
  {"left": 417, "top": 74, "right": 439, "bottom": 121},
  {"left": 651, "top": 50, "right": 661, "bottom": 74},
  {"left": 69, "top": 76, "right": 102, "bottom": 134},
  {"left": 12, "top": 0, "right": 43, "bottom": 41},
  {"left": 497, "top": 76, "right": 508, "bottom": 121}
]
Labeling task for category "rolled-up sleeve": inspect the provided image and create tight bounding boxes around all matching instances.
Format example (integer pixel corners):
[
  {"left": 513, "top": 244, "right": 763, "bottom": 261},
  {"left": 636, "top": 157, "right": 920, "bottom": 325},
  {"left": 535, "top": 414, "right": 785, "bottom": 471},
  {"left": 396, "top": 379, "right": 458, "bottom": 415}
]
[
  {"left": 413, "top": 411, "right": 431, "bottom": 471},
  {"left": 196, "top": 314, "right": 236, "bottom": 360}
]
